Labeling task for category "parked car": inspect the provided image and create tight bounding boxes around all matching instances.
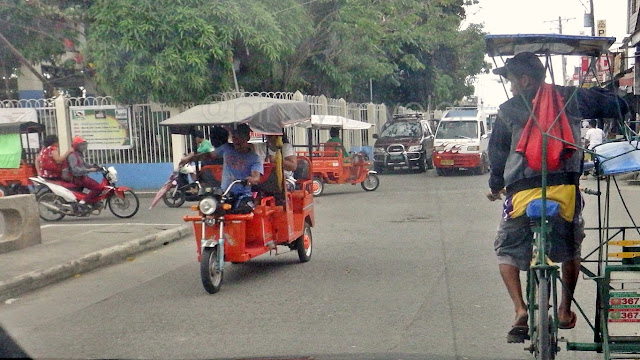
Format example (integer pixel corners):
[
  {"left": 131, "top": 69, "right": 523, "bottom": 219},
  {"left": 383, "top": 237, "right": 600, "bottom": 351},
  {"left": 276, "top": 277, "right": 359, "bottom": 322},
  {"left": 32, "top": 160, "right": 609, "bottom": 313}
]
[
  {"left": 432, "top": 106, "right": 490, "bottom": 176},
  {"left": 372, "top": 113, "right": 435, "bottom": 173}
]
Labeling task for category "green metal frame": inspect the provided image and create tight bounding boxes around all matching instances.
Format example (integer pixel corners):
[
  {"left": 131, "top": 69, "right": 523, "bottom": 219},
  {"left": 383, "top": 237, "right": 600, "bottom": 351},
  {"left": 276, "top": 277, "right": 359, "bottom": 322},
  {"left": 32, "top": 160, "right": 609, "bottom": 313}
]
[{"left": 487, "top": 34, "right": 638, "bottom": 359}]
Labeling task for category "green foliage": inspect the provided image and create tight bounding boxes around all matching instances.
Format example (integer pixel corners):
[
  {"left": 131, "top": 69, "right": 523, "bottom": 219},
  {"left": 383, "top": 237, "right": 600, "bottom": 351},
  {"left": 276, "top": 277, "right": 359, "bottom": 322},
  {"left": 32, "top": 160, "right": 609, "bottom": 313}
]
[
  {"left": 0, "top": 0, "right": 90, "bottom": 98},
  {"left": 4, "top": 0, "right": 486, "bottom": 106},
  {"left": 87, "top": 0, "right": 298, "bottom": 105}
]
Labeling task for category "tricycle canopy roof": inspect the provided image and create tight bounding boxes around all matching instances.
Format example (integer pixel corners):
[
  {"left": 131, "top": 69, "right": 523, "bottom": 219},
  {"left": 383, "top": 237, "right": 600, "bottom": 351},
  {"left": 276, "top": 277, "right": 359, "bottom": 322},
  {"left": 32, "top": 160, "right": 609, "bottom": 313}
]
[
  {"left": 159, "top": 96, "right": 310, "bottom": 135},
  {"left": 485, "top": 34, "right": 616, "bottom": 57},
  {"left": 299, "top": 115, "right": 374, "bottom": 130},
  {"left": 0, "top": 121, "right": 45, "bottom": 135}
]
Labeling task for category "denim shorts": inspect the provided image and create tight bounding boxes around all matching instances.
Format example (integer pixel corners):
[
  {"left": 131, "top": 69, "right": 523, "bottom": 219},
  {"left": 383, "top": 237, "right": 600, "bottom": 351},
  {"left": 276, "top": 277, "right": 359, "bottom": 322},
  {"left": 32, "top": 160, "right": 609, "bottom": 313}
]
[{"left": 494, "top": 213, "right": 585, "bottom": 271}]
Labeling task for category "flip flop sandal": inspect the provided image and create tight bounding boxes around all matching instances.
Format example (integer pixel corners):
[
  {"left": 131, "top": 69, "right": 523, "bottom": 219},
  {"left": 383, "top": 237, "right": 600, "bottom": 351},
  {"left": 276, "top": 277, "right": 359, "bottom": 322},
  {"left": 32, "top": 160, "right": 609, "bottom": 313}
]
[
  {"left": 507, "top": 325, "right": 530, "bottom": 343},
  {"left": 558, "top": 311, "right": 577, "bottom": 329}
]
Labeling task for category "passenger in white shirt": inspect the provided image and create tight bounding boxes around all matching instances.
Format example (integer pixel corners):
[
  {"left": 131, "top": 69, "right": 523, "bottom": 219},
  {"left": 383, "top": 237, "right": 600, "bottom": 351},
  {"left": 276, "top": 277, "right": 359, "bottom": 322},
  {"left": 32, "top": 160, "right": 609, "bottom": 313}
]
[
  {"left": 251, "top": 133, "right": 297, "bottom": 184},
  {"left": 583, "top": 120, "right": 605, "bottom": 150}
]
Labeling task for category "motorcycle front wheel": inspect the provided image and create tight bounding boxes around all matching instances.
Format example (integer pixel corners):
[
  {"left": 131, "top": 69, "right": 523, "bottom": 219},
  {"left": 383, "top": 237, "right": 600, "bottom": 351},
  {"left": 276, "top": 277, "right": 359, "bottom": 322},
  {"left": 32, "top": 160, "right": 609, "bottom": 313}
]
[
  {"left": 108, "top": 190, "right": 140, "bottom": 218},
  {"left": 162, "top": 187, "right": 186, "bottom": 208},
  {"left": 37, "top": 192, "right": 66, "bottom": 221},
  {"left": 200, "top": 246, "right": 223, "bottom": 294}
]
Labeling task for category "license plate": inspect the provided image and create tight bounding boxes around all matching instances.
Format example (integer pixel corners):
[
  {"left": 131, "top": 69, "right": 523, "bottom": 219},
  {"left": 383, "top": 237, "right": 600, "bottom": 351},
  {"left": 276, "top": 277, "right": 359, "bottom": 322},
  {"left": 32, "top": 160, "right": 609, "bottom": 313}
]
[
  {"left": 440, "top": 159, "right": 454, "bottom": 166},
  {"left": 389, "top": 155, "right": 404, "bottom": 161}
]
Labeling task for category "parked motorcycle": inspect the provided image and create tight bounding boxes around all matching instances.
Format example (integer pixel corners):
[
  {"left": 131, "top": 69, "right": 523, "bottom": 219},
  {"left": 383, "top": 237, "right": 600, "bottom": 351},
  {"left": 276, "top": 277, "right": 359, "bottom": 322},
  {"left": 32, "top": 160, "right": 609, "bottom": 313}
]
[
  {"left": 30, "top": 166, "right": 140, "bottom": 221},
  {"left": 159, "top": 164, "right": 203, "bottom": 208}
]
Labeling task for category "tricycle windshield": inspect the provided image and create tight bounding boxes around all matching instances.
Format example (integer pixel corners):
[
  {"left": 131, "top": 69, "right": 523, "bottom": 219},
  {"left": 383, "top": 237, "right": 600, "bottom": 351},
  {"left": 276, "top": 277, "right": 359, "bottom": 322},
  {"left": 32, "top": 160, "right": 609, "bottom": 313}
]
[
  {"left": 436, "top": 121, "right": 478, "bottom": 139},
  {"left": 379, "top": 121, "right": 421, "bottom": 138}
]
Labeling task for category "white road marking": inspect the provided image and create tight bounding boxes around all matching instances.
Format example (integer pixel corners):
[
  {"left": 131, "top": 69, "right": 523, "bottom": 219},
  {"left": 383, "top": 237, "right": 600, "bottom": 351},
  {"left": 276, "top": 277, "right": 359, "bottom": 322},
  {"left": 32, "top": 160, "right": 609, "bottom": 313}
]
[{"left": 40, "top": 223, "right": 182, "bottom": 229}]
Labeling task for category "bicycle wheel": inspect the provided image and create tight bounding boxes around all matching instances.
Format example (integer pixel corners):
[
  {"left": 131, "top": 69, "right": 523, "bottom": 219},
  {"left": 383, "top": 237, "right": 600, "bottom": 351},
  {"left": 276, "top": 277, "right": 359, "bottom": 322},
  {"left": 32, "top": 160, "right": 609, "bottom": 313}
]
[{"left": 534, "top": 272, "right": 556, "bottom": 360}]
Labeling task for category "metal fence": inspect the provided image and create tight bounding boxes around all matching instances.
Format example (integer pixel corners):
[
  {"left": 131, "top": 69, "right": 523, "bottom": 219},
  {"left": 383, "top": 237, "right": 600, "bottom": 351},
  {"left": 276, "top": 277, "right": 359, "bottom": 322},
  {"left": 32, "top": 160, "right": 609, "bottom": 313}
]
[
  {"left": 3, "top": 91, "right": 383, "bottom": 165},
  {"left": 65, "top": 97, "right": 173, "bottom": 165}
]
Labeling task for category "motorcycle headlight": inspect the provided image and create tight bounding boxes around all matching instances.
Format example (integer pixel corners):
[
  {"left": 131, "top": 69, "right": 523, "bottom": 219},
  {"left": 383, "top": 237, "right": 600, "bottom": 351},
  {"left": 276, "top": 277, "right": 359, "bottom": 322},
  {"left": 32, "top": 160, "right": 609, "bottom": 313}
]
[
  {"left": 198, "top": 197, "right": 217, "bottom": 215},
  {"left": 408, "top": 145, "right": 423, "bottom": 152},
  {"left": 374, "top": 147, "right": 385, "bottom": 154},
  {"left": 467, "top": 146, "right": 480, "bottom": 151}
]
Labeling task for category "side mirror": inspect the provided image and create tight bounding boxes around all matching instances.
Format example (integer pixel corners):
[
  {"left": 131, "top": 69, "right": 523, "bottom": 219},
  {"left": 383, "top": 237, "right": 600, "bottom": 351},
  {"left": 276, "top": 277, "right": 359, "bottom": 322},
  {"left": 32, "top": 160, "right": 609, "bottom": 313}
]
[{"left": 372, "top": 134, "right": 379, "bottom": 139}]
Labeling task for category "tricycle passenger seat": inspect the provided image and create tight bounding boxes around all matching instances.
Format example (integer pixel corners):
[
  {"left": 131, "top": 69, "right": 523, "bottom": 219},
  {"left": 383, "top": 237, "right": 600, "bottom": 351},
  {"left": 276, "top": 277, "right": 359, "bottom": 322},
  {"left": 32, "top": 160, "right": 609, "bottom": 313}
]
[
  {"left": 252, "top": 164, "right": 284, "bottom": 204},
  {"left": 526, "top": 199, "right": 560, "bottom": 219}
]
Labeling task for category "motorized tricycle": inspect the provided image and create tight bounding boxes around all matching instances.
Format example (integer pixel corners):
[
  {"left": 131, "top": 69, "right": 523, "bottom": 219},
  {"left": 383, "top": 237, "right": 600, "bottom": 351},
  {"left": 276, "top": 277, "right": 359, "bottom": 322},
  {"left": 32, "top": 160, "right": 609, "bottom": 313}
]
[
  {"left": 296, "top": 114, "right": 379, "bottom": 196},
  {"left": 159, "top": 96, "right": 315, "bottom": 294},
  {"left": 31, "top": 165, "right": 140, "bottom": 220},
  {"left": 486, "top": 33, "right": 640, "bottom": 360},
  {"left": 0, "top": 118, "right": 44, "bottom": 197}
]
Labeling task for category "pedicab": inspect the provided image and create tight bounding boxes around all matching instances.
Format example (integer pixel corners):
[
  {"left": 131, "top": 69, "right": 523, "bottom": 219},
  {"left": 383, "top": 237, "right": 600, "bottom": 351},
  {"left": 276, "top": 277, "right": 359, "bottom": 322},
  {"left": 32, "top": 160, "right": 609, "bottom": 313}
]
[
  {"left": 0, "top": 108, "right": 45, "bottom": 197},
  {"left": 296, "top": 114, "right": 379, "bottom": 196},
  {"left": 160, "top": 96, "right": 314, "bottom": 294},
  {"left": 486, "top": 33, "right": 640, "bottom": 359}
]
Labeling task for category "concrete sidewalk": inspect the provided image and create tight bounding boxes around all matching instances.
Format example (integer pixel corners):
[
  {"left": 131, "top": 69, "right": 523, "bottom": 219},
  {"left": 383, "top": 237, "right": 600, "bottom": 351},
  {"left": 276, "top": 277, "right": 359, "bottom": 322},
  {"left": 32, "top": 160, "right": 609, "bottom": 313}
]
[{"left": 0, "top": 191, "right": 192, "bottom": 301}]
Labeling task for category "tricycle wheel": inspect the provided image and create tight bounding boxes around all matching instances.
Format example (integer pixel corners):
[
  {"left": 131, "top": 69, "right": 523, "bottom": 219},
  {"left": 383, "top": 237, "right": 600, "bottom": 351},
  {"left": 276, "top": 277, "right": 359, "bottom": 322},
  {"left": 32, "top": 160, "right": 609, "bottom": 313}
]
[
  {"left": 296, "top": 222, "right": 312, "bottom": 262},
  {"left": 534, "top": 274, "right": 556, "bottom": 360},
  {"left": 162, "top": 188, "right": 186, "bottom": 208},
  {"left": 361, "top": 174, "right": 379, "bottom": 191},
  {"left": 108, "top": 190, "right": 140, "bottom": 218},
  {"left": 200, "top": 246, "right": 223, "bottom": 294},
  {"left": 312, "top": 177, "right": 324, "bottom": 196},
  {"left": 37, "top": 192, "right": 66, "bottom": 221}
]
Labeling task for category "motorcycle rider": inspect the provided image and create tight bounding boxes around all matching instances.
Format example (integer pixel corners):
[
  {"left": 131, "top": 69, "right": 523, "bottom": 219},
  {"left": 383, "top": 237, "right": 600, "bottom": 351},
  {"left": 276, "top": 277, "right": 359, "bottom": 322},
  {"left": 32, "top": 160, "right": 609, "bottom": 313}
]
[
  {"left": 62, "top": 136, "right": 105, "bottom": 210},
  {"left": 179, "top": 124, "right": 262, "bottom": 213}
]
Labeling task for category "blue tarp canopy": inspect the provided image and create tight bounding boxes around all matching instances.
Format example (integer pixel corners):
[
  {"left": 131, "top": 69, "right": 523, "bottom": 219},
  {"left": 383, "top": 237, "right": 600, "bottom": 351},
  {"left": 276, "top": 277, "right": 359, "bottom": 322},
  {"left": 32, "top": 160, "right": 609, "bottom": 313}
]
[
  {"left": 594, "top": 141, "right": 640, "bottom": 176},
  {"left": 485, "top": 34, "right": 616, "bottom": 57}
]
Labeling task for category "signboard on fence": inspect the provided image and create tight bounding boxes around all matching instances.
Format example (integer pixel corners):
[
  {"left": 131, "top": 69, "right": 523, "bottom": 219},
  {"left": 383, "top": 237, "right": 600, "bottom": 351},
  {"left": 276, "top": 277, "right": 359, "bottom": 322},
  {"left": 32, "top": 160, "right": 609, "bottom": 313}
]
[{"left": 69, "top": 105, "right": 132, "bottom": 150}]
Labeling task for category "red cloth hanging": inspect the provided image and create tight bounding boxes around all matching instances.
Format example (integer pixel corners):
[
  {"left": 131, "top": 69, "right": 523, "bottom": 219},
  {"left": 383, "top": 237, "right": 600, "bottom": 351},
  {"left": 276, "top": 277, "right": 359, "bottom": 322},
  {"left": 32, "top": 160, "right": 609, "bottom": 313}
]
[{"left": 515, "top": 83, "right": 577, "bottom": 172}]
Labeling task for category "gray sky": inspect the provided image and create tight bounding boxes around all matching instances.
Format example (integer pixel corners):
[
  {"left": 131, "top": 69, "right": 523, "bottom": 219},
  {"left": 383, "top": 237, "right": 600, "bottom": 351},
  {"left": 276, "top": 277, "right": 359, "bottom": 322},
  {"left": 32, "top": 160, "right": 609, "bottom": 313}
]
[{"left": 466, "top": 0, "right": 629, "bottom": 107}]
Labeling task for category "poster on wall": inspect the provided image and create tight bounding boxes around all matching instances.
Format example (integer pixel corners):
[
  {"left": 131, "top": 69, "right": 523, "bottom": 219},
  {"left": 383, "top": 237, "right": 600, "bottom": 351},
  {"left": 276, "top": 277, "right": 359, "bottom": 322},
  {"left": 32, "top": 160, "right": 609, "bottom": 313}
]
[{"left": 69, "top": 105, "right": 132, "bottom": 150}]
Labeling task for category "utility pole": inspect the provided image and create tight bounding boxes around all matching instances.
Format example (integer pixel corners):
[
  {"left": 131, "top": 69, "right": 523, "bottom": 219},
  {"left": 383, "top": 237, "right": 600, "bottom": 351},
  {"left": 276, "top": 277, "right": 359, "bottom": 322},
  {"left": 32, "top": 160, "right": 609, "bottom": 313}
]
[
  {"left": 545, "top": 16, "right": 575, "bottom": 85},
  {"left": 560, "top": 17, "right": 568, "bottom": 86},
  {"left": 589, "top": 0, "right": 595, "bottom": 36}
]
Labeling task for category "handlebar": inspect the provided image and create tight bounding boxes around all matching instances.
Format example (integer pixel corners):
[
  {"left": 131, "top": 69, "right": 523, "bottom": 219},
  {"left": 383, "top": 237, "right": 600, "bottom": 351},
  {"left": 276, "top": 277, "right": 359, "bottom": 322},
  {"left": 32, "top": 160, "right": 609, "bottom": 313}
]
[{"left": 222, "top": 179, "right": 249, "bottom": 197}]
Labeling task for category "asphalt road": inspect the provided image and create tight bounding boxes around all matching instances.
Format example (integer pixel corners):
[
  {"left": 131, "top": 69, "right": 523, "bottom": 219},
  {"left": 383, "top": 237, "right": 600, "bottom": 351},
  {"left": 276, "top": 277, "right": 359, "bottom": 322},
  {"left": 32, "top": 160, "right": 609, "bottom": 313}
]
[{"left": 1, "top": 169, "right": 635, "bottom": 359}]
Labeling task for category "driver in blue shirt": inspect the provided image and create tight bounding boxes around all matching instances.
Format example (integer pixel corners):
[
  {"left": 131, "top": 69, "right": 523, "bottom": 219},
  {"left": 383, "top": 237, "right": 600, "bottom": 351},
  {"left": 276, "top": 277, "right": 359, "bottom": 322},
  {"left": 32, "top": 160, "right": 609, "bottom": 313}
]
[{"left": 180, "top": 124, "right": 262, "bottom": 212}]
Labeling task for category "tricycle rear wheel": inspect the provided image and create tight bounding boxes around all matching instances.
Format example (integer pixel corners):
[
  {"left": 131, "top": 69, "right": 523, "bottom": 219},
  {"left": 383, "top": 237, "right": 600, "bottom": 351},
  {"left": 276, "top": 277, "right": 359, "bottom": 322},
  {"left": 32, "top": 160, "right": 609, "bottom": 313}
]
[
  {"left": 312, "top": 177, "right": 324, "bottom": 196},
  {"left": 200, "top": 246, "right": 223, "bottom": 294},
  {"left": 296, "top": 222, "right": 312, "bottom": 262},
  {"left": 361, "top": 174, "right": 379, "bottom": 191}
]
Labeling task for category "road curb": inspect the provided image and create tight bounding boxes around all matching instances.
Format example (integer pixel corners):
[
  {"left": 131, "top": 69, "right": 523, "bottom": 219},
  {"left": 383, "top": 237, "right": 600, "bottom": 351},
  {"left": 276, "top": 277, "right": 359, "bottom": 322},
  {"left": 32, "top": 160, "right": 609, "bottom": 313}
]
[{"left": 0, "top": 225, "right": 192, "bottom": 302}]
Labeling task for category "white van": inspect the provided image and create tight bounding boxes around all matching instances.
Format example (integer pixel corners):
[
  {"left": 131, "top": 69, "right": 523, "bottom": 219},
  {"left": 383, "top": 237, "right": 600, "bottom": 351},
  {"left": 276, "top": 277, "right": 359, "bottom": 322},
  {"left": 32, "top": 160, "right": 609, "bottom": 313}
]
[{"left": 432, "top": 106, "right": 490, "bottom": 176}]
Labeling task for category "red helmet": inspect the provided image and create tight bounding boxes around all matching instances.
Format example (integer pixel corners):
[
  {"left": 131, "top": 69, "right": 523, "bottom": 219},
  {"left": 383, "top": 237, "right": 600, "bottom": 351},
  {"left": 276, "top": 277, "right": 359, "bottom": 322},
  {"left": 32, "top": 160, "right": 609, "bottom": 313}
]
[{"left": 72, "top": 136, "right": 86, "bottom": 149}]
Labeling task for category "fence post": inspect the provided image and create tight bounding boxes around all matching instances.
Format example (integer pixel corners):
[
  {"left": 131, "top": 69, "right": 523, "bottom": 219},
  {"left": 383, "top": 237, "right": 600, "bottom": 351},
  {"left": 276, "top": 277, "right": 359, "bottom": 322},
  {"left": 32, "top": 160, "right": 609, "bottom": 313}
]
[
  {"left": 338, "top": 98, "right": 347, "bottom": 117},
  {"left": 168, "top": 107, "right": 185, "bottom": 167},
  {"left": 379, "top": 104, "right": 387, "bottom": 126},
  {"left": 367, "top": 103, "right": 377, "bottom": 146},
  {"left": 54, "top": 96, "right": 71, "bottom": 151}
]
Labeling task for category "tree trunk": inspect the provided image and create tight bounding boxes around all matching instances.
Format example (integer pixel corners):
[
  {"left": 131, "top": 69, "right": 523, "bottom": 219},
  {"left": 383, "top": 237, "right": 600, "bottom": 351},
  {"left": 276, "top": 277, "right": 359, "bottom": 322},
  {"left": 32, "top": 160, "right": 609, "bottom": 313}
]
[{"left": 0, "top": 31, "right": 55, "bottom": 95}]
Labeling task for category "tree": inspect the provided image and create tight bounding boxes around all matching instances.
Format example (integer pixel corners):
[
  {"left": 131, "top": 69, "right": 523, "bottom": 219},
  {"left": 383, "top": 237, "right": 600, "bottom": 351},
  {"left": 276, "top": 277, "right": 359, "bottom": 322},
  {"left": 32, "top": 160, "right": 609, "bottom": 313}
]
[
  {"left": 0, "top": 0, "right": 90, "bottom": 99},
  {"left": 86, "top": 0, "right": 486, "bottom": 107},
  {"left": 87, "top": 0, "right": 301, "bottom": 105}
]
